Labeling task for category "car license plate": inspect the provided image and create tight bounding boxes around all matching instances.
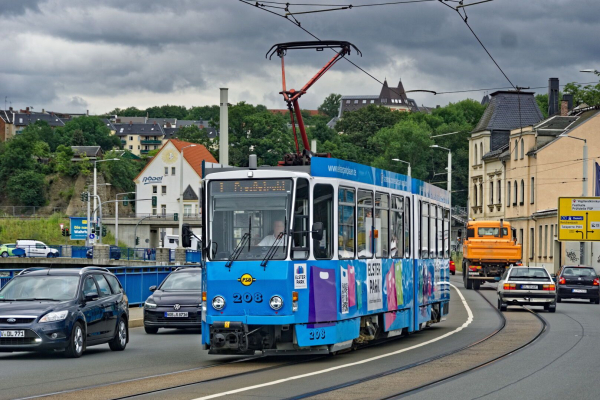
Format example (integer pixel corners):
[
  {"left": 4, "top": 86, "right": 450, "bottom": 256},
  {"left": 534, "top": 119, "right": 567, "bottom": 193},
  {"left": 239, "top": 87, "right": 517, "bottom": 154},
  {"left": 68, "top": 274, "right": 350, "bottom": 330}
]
[
  {"left": 521, "top": 285, "right": 538, "bottom": 290},
  {"left": 573, "top": 289, "right": 587, "bottom": 293},
  {"left": 0, "top": 330, "right": 25, "bottom": 338},
  {"left": 164, "top": 312, "right": 188, "bottom": 318}
]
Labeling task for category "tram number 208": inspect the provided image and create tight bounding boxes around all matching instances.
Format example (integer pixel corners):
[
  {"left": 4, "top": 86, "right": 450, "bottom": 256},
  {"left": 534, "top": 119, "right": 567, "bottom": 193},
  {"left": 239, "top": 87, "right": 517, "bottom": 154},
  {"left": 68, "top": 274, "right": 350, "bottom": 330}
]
[
  {"left": 309, "top": 329, "right": 326, "bottom": 340},
  {"left": 233, "top": 293, "right": 263, "bottom": 303}
]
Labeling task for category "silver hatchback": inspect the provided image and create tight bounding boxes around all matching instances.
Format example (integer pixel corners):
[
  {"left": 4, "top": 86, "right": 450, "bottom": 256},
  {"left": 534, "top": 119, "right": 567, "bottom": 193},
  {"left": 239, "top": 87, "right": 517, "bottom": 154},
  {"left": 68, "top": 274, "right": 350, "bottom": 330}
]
[{"left": 497, "top": 266, "right": 556, "bottom": 312}]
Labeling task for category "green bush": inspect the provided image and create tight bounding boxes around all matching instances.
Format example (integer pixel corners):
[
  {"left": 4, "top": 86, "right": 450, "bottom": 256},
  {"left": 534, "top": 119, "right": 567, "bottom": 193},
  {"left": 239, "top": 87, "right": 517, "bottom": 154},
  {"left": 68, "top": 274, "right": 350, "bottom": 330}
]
[{"left": 6, "top": 170, "right": 47, "bottom": 206}]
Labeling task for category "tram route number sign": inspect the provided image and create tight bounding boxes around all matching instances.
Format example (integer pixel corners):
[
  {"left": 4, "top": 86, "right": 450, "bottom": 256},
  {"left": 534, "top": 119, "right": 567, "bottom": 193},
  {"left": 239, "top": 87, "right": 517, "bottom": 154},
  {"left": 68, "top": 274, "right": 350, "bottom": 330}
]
[
  {"left": 367, "top": 260, "right": 383, "bottom": 311},
  {"left": 558, "top": 197, "right": 600, "bottom": 241}
]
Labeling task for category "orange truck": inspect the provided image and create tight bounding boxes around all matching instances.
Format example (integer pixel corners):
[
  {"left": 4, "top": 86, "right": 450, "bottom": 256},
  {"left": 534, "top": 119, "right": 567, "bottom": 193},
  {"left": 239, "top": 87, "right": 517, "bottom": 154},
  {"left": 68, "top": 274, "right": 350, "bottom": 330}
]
[{"left": 462, "top": 220, "right": 523, "bottom": 290}]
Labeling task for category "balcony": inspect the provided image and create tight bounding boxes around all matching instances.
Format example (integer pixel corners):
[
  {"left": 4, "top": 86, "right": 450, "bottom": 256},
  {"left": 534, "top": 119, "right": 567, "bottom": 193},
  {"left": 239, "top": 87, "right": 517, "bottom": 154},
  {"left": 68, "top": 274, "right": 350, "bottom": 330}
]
[
  {"left": 141, "top": 139, "right": 162, "bottom": 145},
  {"left": 140, "top": 149, "right": 150, "bottom": 154}
]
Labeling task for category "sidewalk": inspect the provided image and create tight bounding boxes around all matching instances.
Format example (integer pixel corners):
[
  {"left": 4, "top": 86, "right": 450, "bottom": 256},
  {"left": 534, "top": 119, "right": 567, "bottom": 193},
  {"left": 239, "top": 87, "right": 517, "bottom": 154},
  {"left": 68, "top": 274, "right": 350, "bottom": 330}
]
[{"left": 129, "top": 306, "right": 144, "bottom": 328}]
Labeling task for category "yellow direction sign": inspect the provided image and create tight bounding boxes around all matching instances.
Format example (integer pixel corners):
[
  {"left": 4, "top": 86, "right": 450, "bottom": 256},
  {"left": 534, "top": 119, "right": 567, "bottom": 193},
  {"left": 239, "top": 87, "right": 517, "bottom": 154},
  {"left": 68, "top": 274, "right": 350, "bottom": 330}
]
[{"left": 558, "top": 197, "right": 600, "bottom": 241}]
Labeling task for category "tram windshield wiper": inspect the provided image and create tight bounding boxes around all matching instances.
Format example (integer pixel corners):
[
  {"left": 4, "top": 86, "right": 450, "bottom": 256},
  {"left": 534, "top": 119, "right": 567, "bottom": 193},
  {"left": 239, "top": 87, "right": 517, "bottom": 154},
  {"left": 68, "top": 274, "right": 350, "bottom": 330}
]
[
  {"left": 260, "top": 232, "right": 285, "bottom": 269},
  {"left": 225, "top": 233, "right": 250, "bottom": 269}
]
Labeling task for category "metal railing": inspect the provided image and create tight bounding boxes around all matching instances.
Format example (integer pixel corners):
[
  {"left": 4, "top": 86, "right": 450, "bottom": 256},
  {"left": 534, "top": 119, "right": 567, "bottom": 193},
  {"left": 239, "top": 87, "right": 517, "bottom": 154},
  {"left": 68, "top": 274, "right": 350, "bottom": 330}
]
[{"left": 0, "top": 206, "right": 67, "bottom": 217}]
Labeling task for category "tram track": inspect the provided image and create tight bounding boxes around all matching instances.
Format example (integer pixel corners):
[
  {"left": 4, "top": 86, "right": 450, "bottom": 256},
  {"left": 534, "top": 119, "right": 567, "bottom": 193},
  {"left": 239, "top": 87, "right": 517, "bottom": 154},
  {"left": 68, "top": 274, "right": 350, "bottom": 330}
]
[{"left": 293, "top": 288, "right": 547, "bottom": 400}]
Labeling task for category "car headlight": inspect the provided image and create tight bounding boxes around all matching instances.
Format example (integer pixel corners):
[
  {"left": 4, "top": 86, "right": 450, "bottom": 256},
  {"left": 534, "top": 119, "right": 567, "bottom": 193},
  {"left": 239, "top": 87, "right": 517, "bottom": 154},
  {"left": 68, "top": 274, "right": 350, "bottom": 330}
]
[
  {"left": 39, "top": 310, "right": 69, "bottom": 323},
  {"left": 269, "top": 295, "right": 283, "bottom": 310},
  {"left": 144, "top": 299, "right": 157, "bottom": 309},
  {"left": 212, "top": 296, "right": 225, "bottom": 310}
]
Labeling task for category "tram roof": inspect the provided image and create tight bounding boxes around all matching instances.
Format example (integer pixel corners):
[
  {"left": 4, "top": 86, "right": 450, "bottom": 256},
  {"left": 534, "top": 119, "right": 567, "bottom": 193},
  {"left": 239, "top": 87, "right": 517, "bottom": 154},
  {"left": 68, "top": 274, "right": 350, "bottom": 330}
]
[{"left": 202, "top": 157, "right": 450, "bottom": 205}]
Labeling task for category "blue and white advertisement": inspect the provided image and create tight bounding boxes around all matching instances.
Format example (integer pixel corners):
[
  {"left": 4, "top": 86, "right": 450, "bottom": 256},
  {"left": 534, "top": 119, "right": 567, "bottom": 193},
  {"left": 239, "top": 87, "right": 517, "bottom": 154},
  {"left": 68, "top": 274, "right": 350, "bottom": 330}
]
[{"left": 70, "top": 217, "right": 88, "bottom": 240}]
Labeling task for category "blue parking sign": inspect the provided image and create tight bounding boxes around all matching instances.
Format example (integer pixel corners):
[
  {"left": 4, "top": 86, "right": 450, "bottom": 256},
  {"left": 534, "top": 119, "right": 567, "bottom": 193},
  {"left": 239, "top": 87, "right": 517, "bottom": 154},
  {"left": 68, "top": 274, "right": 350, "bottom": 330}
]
[{"left": 70, "top": 217, "right": 88, "bottom": 240}]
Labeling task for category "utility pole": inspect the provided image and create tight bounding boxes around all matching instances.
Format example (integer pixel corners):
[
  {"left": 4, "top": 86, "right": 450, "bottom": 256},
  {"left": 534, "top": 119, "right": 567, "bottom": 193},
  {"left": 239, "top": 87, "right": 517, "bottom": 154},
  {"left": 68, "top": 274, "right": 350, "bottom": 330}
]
[
  {"left": 115, "top": 192, "right": 135, "bottom": 246},
  {"left": 179, "top": 145, "right": 196, "bottom": 248},
  {"left": 219, "top": 88, "right": 229, "bottom": 166}
]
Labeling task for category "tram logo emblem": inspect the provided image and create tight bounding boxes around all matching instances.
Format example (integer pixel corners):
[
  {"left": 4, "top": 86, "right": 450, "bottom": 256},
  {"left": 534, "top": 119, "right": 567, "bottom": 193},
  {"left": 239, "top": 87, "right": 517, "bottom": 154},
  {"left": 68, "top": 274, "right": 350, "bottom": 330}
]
[
  {"left": 238, "top": 273, "right": 256, "bottom": 286},
  {"left": 173, "top": 304, "right": 181, "bottom": 310}
]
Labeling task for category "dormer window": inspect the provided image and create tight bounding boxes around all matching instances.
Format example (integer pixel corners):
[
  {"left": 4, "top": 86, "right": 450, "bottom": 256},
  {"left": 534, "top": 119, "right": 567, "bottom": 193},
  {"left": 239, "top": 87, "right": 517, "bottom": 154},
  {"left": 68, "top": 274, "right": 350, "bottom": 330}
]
[{"left": 354, "top": 100, "right": 359, "bottom": 104}]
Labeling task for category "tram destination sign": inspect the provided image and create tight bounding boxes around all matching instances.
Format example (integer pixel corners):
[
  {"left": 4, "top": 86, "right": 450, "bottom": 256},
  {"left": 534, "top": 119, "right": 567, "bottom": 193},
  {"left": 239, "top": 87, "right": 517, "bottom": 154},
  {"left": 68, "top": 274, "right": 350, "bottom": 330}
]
[
  {"left": 213, "top": 179, "right": 292, "bottom": 193},
  {"left": 558, "top": 197, "right": 600, "bottom": 241}
]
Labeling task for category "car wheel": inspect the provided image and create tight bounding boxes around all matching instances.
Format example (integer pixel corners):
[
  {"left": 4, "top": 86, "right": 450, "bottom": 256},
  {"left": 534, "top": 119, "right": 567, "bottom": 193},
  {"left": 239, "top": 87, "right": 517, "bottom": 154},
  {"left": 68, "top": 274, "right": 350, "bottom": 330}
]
[
  {"left": 144, "top": 326, "right": 159, "bottom": 334},
  {"left": 1, "top": 251, "right": 8, "bottom": 258},
  {"left": 109, "top": 319, "right": 128, "bottom": 351},
  {"left": 65, "top": 322, "right": 85, "bottom": 358},
  {"left": 557, "top": 296, "right": 561, "bottom": 303}
]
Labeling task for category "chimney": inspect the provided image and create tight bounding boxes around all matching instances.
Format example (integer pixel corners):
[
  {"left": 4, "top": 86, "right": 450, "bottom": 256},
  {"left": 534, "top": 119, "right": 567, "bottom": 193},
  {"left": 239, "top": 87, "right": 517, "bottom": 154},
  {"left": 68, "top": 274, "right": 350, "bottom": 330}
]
[
  {"left": 562, "top": 94, "right": 574, "bottom": 111},
  {"left": 548, "top": 77, "right": 559, "bottom": 116},
  {"left": 42, "top": 108, "right": 45, "bottom": 114},
  {"left": 86, "top": 109, "right": 89, "bottom": 116},
  {"left": 129, "top": 121, "right": 132, "bottom": 126}
]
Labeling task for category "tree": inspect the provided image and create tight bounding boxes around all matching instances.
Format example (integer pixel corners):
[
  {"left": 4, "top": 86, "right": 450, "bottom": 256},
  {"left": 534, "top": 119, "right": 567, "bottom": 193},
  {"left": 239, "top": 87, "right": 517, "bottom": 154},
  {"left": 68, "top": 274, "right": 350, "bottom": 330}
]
[
  {"left": 564, "top": 81, "right": 600, "bottom": 106},
  {"left": 56, "top": 116, "right": 121, "bottom": 151},
  {"left": 6, "top": 170, "right": 46, "bottom": 206},
  {"left": 176, "top": 125, "right": 217, "bottom": 158},
  {"left": 32, "top": 141, "right": 50, "bottom": 162},
  {"left": 100, "top": 150, "right": 143, "bottom": 192},
  {"left": 318, "top": 93, "right": 342, "bottom": 119},
  {"left": 185, "top": 105, "right": 220, "bottom": 122},
  {"left": 54, "top": 145, "right": 77, "bottom": 176},
  {"left": 536, "top": 94, "right": 549, "bottom": 119}
]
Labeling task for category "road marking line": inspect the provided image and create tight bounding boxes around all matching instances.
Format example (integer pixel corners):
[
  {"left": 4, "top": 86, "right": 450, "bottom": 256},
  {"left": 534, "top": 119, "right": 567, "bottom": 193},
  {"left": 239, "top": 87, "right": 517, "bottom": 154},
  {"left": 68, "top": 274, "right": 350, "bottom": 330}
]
[{"left": 193, "top": 283, "right": 473, "bottom": 400}]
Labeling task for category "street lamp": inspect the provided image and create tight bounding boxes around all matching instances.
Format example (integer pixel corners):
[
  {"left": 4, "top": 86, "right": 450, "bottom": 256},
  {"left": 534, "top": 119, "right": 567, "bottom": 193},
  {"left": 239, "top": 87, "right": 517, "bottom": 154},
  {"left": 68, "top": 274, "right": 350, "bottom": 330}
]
[
  {"left": 430, "top": 145, "right": 452, "bottom": 193},
  {"left": 392, "top": 158, "right": 411, "bottom": 177},
  {"left": 430, "top": 131, "right": 460, "bottom": 138},
  {"left": 580, "top": 69, "right": 599, "bottom": 75},
  {"left": 93, "top": 159, "right": 120, "bottom": 237},
  {"left": 179, "top": 145, "right": 196, "bottom": 248}
]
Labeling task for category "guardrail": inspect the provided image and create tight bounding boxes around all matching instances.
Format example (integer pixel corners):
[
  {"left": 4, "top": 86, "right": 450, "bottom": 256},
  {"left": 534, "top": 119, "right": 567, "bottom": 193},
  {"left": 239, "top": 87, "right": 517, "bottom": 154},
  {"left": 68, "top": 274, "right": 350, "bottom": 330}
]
[
  {"left": 0, "top": 265, "right": 202, "bottom": 305},
  {"left": 0, "top": 206, "right": 66, "bottom": 217}
]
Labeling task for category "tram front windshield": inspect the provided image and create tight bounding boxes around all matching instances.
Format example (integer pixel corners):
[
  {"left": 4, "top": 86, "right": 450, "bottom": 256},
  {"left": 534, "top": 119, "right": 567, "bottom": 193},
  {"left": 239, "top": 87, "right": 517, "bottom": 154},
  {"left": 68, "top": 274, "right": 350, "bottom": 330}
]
[{"left": 208, "top": 179, "right": 293, "bottom": 261}]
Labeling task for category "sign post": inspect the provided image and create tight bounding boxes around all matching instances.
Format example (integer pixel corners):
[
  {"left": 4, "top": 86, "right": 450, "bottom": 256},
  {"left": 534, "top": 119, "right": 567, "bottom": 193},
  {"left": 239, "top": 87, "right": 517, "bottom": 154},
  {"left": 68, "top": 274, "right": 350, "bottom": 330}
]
[{"left": 558, "top": 197, "right": 600, "bottom": 241}]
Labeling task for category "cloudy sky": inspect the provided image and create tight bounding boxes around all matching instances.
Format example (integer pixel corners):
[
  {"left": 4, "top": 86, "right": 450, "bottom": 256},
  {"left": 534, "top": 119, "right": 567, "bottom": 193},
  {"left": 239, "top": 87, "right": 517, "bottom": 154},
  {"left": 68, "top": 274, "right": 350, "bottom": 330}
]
[{"left": 0, "top": 0, "right": 598, "bottom": 114}]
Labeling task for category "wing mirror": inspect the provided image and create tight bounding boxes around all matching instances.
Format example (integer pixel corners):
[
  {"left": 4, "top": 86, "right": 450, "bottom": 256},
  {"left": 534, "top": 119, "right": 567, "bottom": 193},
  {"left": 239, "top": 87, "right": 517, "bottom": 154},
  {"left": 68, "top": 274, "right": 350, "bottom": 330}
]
[
  {"left": 311, "top": 222, "right": 323, "bottom": 241},
  {"left": 84, "top": 293, "right": 98, "bottom": 302},
  {"left": 149, "top": 285, "right": 157, "bottom": 292}
]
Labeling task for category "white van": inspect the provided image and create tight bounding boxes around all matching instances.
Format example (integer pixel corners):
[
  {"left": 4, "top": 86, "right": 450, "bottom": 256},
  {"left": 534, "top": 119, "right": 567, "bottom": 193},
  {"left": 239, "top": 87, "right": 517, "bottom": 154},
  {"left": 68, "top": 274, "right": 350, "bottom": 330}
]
[{"left": 16, "top": 240, "right": 59, "bottom": 258}]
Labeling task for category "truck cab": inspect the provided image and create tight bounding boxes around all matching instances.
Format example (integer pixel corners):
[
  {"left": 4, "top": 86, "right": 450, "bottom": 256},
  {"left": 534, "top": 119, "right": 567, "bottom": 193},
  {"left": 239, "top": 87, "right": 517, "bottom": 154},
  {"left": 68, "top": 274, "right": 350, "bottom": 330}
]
[{"left": 462, "top": 221, "right": 522, "bottom": 290}]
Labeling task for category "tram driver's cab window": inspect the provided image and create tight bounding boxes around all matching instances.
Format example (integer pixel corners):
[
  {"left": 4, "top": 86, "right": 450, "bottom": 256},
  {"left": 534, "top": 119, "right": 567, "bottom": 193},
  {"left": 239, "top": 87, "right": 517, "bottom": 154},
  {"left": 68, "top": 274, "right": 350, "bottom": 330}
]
[
  {"left": 338, "top": 187, "right": 355, "bottom": 259},
  {"left": 313, "top": 184, "right": 333, "bottom": 259},
  {"left": 292, "top": 178, "right": 309, "bottom": 260}
]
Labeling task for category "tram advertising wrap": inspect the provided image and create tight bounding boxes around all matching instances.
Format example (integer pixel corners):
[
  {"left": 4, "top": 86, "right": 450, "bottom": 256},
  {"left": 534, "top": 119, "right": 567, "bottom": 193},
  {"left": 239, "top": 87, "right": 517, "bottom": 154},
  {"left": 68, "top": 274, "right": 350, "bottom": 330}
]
[{"left": 201, "top": 157, "right": 450, "bottom": 355}]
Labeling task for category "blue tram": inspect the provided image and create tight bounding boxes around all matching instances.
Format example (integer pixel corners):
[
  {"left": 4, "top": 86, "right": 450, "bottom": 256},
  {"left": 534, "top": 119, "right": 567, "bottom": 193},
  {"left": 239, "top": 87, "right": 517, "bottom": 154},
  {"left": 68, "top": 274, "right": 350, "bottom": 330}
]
[{"left": 201, "top": 157, "right": 451, "bottom": 355}]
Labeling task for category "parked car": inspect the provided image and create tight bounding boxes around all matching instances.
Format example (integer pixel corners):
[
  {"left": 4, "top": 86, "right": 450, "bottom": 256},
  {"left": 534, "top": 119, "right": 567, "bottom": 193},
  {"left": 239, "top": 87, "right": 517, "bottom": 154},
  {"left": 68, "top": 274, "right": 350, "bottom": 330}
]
[
  {"left": 143, "top": 267, "right": 202, "bottom": 334},
  {"left": 555, "top": 265, "right": 600, "bottom": 304},
  {"left": 450, "top": 260, "right": 456, "bottom": 275},
  {"left": 0, "top": 267, "right": 129, "bottom": 357},
  {"left": 0, "top": 244, "right": 26, "bottom": 258},
  {"left": 497, "top": 266, "right": 556, "bottom": 312},
  {"left": 15, "top": 240, "right": 59, "bottom": 258},
  {"left": 86, "top": 246, "right": 121, "bottom": 260}
]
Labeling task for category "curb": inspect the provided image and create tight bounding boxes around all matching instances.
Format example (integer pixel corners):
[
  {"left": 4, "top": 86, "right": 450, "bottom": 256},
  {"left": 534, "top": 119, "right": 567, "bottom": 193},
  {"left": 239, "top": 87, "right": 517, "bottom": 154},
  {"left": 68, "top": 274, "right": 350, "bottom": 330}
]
[{"left": 129, "top": 318, "right": 144, "bottom": 329}]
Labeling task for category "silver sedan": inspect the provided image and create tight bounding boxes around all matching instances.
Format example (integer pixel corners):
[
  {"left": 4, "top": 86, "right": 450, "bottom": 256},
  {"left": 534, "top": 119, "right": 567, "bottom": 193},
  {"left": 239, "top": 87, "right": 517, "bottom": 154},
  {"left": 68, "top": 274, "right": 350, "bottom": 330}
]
[{"left": 497, "top": 266, "right": 557, "bottom": 312}]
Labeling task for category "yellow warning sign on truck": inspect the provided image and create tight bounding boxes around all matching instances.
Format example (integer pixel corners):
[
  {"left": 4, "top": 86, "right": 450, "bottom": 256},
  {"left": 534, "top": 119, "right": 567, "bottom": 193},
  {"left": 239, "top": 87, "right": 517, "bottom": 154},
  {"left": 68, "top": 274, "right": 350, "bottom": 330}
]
[{"left": 558, "top": 197, "right": 600, "bottom": 241}]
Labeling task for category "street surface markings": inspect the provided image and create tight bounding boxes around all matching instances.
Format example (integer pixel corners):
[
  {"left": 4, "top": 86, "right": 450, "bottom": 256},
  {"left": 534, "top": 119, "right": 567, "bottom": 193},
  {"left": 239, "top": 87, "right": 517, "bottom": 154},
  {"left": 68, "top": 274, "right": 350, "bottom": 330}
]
[{"left": 193, "top": 283, "right": 473, "bottom": 400}]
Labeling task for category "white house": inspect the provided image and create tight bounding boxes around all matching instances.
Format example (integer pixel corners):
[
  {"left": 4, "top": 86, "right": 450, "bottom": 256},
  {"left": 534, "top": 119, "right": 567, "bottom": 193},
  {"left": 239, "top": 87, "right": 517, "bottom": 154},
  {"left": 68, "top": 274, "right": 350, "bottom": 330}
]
[{"left": 134, "top": 139, "right": 217, "bottom": 237}]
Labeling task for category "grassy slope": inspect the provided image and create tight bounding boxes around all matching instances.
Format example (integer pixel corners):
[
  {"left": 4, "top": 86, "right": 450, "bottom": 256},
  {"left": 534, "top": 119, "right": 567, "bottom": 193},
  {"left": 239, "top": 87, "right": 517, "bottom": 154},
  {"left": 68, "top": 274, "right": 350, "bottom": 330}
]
[{"left": 0, "top": 213, "right": 123, "bottom": 247}]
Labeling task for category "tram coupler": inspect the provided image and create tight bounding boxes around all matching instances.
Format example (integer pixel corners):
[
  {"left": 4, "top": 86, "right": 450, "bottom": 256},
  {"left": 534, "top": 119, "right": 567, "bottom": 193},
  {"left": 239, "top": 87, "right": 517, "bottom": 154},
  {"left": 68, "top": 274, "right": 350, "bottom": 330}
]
[{"left": 209, "top": 321, "right": 252, "bottom": 354}]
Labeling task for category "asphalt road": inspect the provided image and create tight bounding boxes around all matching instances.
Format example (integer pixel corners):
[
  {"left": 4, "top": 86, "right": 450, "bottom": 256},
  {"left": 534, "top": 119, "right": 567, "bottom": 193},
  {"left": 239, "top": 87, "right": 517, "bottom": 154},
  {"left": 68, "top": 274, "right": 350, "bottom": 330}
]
[{"left": 405, "top": 284, "right": 600, "bottom": 400}]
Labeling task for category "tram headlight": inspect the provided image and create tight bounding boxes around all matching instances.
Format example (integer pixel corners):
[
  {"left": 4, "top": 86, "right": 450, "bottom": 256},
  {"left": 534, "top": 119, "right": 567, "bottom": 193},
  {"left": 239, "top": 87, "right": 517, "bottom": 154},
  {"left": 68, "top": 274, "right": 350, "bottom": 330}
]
[
  {"left": 212, "top": 296, "right": 225, "bottom": 310},
  {"left": 269, "top": 295, "right": 284, "bottom": 311}
]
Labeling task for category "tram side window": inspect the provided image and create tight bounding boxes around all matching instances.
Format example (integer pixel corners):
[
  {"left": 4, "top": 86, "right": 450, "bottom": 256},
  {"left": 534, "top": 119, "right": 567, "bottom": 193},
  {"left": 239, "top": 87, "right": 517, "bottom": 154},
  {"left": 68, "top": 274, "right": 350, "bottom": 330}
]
[
  {"left": 390, "top": 195, "right": 403, "bottom": 258},
  {"left": 292, "top": 178, "right": 309, "bottom": 260},
  {"left": 404, "top": 197, "right": 411, "bottom": 258},
  {"left": 437, "top": 206, "right": 443, "bottom": 258},
  {"left": 338, "top": 187, "right": 356, "bottom": 259},
  {"left": 313, "top": 184, "right": 333, "bottom": 260},
  {"left": 357, "top": 189, "right": 373, "bottom": 259},
  {"left": 421, "top": 201, "right": 429, "bottom": 259},
  {"left": 375, "top": 192, "right": 389, "bottom": 258},
  {"left": 443, "top": 208, "right": 450, "bottom": 258},
  {"left": 429, "top": 205, "right": 437, "bottom": 259}
]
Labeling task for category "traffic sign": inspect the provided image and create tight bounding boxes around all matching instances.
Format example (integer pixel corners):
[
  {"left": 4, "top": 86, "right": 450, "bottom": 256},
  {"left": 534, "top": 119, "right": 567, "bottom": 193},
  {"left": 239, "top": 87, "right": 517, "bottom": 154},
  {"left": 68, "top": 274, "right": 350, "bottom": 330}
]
[
  {"left": 89, "top": 233, "right": 96, "bottom": 240},
  {"left": 558, "top": 197, "right": 600, "bottom": 241}
]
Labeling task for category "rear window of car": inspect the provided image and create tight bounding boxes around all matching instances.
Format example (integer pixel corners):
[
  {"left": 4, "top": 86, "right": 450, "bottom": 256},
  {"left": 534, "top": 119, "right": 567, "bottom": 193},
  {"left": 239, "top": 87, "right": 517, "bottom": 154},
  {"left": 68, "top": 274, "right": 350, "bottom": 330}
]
[
  {"left": 508, "top": 268, "right": 550, "bottom": 281},
  {"left": 94, "top": 274, "right": 113, "bottom": 296},
  {"left": 105, "top": 274, "right": 123, "bottom": 294},
  {"left": 563, "top": 267, "right": 597, "bottom": 277}
]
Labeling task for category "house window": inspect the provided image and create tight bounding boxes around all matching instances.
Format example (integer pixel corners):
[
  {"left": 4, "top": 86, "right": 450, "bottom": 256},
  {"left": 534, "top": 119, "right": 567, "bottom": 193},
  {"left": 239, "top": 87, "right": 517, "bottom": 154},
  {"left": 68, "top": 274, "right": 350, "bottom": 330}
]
[
  {"left": 144, "top": 146, "right": 148, "bottom": 150},
  {"left": 519, "top": 229, "right": 524, "bottom": 245},
  {"left": 530, "top": 228, "right": 535, "bottom": 259},
  {"left": 171, "top": 167, "right": 176, "bottom": 175},
  {"left": 129, "top": 145, "right": 133, "bottom": 150},
  {"left": 507, "top": 181, "right": 511, "bottom": 207},
  {"left": 346, "top": 100, "right": 350, "bottom": 104},
  {"left": 354, "top": 100, "right": 359, "bottom": 104},
  {"left": 513, "top": 181, "right": 518, "bottom": 206},
  {"left": 164, "top": 167, "right": 168, "bottom": 175},
  {"left": 530, "top": 177, "right": 534, "bottom": 204},
  {"left": 161, "top": 205, "right": 167, "bottom": 216},
  {"left": 154, "top": 146, "right": 158, "bottom": 149},
  {"left": 520, "top": 138, "right": 524, "bottom": 159},
  {"left": 473, "top": 184, "right": 478, "bottom": 207},
  {"left": 129, "top": 136, "right": 133, "bottom": 141},
  {"left": 362, "top": 100, "right": 367, "bottom": 104},
  {"left": 19, "top": 118, "right": 23, "bottom": 124},
  {"left": 370, "top": 100, "right": 375, "bottom": 103},
  {"left": 138, "top": 145, "right": 140, "bottom": 150},
  {"left": 538, "top": 225, "right": 543, "bottom": 257},
  {"left": 550, "top": 225, "right": 554, "bottom": 257},
  {"left": 489, "top": 182, "right": 494, "bottom": 205},
  {"left": 480, "top": 143, "right": 483, "bottom": 163},
  {"left": 152, "top": 186, "right": 157, "bottom": 194},
  {"left": 520, "top": 180, "right": 524, "bottom": 205},
  {"left": 497, "top": 180, "right": 501, "bottom": 204},
  {"left": 161, "top": 186, "right": 166, "bottom": 195},
  {"left": 382, "top": 99, "right": 387, "bottom": 104},
  {"left": 544, "top": 225, "right": 548, "bottom": 257},
  {"left": 479, "top": 184, "right": 483, "bottom": 206},
  {"left": 152, "top": 208, "right": 157, "bottom": 216},
  {"left": 474, "top": 145, "right": 478, "bottom": 165},
  {"left": 514, "top": 139, "right": 518, "bottom": 161},
  {"left": 184, "top": 204, "right": 192, "bottom": 217}
]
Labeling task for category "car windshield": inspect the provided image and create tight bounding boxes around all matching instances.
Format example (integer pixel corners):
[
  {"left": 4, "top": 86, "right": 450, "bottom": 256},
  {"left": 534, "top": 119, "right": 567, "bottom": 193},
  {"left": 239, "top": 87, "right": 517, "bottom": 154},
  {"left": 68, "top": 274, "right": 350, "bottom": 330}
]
[
  {"left": 160, "top": 273, "right": 202, "bottom": 291},
  {"left": 509, "top": 268, "right": 550, "bottom": 281},
  {"left": 477, "top": 227, "right": 509, "bottom": 237},
  {"left": 208, "top": 179, "right": 293, "bottom": 262},
  {"left": 0, "top": 276, "right": 79, "bottom": 301},
  {"left": 563, "top": 267, "right": 597, "bottom": 277}
]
